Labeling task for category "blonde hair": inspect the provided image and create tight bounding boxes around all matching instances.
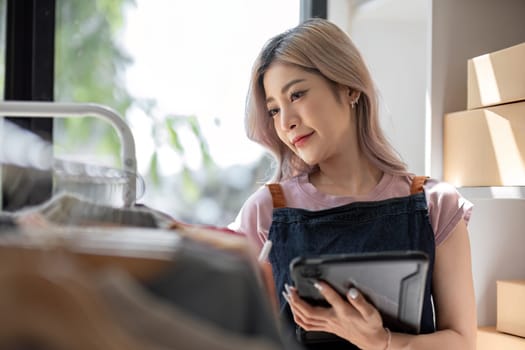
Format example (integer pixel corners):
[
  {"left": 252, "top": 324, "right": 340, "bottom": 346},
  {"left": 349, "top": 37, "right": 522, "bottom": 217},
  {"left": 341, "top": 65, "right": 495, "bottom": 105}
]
[{"left": 245, "top": 18, "right": 407, "bottom": 182}]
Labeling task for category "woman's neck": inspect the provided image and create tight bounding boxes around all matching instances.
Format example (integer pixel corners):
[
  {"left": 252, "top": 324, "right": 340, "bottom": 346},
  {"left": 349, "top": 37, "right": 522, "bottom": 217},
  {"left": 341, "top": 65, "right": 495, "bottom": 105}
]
[{"left": 309, "top": 158, "right": 383, "bottom": 197}]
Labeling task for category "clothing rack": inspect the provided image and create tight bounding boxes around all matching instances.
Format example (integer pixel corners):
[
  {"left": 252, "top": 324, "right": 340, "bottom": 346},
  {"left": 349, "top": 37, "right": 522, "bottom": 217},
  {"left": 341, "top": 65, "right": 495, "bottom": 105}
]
[
  {"left": 0, "top": 223, "right": 289, "bottom": 350},
  {"left": 0, "top": 101, "right": 137, "bottom": 206},
  {"left": 0, "top": 101, "right": 297, "bottom": 350}
]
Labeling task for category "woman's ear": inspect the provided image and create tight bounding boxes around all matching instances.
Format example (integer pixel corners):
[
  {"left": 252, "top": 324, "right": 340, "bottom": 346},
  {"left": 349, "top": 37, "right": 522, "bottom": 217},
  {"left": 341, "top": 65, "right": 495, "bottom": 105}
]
[{"left": 348, "top": 89, "right": 361, "bottom": 108}]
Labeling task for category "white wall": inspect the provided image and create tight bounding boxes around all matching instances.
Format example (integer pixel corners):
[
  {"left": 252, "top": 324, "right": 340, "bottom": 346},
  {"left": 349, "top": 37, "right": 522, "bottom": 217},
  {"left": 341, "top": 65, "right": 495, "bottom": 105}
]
[
  {"left": 330, "top": 0, "right": 429, "bottom": 175},
  {"left": 467, "top": 198, "right": 525, "bottom": 325}
]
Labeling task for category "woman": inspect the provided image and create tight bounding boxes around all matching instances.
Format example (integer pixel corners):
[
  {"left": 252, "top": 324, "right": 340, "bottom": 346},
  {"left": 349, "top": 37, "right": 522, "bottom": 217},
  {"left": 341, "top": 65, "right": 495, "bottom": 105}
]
[{"left": 231, "top": 18, "right": 476, "bottom": 349}]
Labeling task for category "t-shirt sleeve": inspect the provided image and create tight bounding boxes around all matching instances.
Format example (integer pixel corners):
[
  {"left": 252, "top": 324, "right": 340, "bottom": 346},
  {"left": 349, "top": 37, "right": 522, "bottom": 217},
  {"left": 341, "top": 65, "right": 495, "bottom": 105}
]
[
  {"left": 424, "top": 179, "right": 473, "bottom": 246},
  {"left": 228, "top": 185, "right": 274, "bottom": 253}
]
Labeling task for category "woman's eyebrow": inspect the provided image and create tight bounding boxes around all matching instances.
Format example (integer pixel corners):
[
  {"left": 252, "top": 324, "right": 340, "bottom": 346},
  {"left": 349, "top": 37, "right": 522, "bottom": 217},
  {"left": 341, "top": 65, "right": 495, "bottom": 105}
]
[
  {"left": 266, "top": 78, "right": 306, "bottom": 104},
  {"left": 281, "top": 78, "right": 305, "bottom": 94}
]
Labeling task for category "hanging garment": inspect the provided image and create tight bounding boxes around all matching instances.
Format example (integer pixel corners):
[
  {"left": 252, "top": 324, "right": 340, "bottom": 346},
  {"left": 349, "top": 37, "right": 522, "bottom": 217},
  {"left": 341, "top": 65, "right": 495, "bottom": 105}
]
[
  {"left": 0, "top": 214, "right": 17, "bottom": 231},
  {"left": 0, "top": 249, "right": 155, "bottom": 350},
  {"left": 97, "top": 268, "right": 284, "bottom": 350},
  {"left": 9, "top": 193, "right": 174, "bottom": 228},
  {"left": 144, "top": 239, "right": 304, "bottom": 350},
  {"left": 0, "top": 225, "right": 298, "bottom": 349}
]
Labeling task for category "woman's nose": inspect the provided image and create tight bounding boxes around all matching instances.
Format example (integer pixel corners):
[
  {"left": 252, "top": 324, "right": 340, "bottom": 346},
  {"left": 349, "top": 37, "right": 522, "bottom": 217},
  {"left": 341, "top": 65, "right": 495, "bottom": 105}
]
[{"left": 279, "top": 107, "right": 298, "bottom": 130}]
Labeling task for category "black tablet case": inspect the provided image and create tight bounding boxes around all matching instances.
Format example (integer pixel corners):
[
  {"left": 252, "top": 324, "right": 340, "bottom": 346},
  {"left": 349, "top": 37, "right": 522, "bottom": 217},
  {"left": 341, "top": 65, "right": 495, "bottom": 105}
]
[{"left": 289, "top": 251, "right": 429, "bottom": 344}]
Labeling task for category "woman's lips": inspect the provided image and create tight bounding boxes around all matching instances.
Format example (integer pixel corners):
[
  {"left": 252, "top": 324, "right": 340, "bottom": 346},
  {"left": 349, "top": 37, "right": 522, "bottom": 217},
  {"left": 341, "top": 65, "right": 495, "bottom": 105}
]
[{"left": 292, "top": 132, "right": 314, "bottom": 147}]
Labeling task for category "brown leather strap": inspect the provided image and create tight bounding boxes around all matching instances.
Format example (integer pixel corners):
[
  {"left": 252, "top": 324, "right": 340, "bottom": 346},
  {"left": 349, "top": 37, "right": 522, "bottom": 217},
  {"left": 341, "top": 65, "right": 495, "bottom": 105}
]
[
  {"left": 266, "top": 183, "right": 287, "bottom": 208},
  {"left": 410, "top": 176, "right": 428, "bottom": 195}
]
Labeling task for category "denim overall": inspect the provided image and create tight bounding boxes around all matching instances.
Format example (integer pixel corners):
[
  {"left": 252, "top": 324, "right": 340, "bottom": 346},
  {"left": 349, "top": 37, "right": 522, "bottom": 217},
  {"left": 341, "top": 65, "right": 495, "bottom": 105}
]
[{"left": 267, "top": 176, "right": 436, "bottom": 349}]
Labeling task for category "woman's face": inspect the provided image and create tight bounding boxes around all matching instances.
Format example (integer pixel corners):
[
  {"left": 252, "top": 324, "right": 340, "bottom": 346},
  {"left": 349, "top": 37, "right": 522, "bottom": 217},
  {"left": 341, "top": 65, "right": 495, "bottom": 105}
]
[{"left": 263, "top": 62, "right": 356, "bottom": 166}]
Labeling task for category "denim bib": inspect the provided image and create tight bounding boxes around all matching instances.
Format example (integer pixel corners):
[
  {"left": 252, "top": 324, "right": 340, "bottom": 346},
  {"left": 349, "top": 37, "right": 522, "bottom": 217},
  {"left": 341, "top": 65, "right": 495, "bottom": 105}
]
[{"left": 267, "top": 178, "right": 436, "bottom": 349}]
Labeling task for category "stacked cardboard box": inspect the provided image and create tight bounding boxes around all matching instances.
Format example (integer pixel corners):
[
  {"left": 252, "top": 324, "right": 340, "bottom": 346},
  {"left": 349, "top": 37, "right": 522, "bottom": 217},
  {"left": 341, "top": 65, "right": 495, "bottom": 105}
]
[
  {"left": 444, "top": 42, "right": 525, "bottom": 186},
  {"left": 443, "top": 43, "right": 525, "bottom": 348},
  {"left": 497, "top": 280, "right": 525, "bottom": 337},
  {"left": 477, "top": 280, "right": 525, "bottom": 349}
]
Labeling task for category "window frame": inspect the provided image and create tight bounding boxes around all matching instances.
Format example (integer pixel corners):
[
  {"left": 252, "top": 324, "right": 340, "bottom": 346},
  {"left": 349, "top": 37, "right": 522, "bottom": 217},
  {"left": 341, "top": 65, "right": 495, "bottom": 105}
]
[{"left": 2, "top": 0, "right": 55, "bottom": 209}]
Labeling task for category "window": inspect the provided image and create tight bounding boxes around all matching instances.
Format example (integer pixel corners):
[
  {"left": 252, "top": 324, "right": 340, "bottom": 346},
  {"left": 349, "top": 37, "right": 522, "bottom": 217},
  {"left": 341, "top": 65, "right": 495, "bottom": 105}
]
[{"left": 53, "top": 0, "right": 300, "bottom": 225}]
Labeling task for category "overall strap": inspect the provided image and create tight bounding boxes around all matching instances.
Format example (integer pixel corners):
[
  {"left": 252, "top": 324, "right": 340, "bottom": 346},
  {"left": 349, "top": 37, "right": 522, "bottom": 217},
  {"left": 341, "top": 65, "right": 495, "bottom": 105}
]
[
  {"left": 266, "top": 183, "right": 287, "bottom": 208},
  {"left": 410, "top": 175, "right": 429, "bottom": 195}
]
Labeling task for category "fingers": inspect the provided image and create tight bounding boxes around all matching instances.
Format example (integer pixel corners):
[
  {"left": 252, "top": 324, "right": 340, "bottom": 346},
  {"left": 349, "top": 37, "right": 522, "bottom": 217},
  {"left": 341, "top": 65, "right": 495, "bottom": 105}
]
[
  {"left": 287, "top": 281, "right": 378, "bottom": 323},
  {"left": 313, "top": 281, "right": 348, "bottom": 310},
  {"left": 346, "top": 287, "right": 379, "bottom": 321},
  {"left": 284, "top": 284, "right": 331, "bottom": 328},
  {"left": 284, "top": 282, "right": 385, "bottom": 347},
  {"left": 284, "top": 285, "right": 330, "bottom": 319},
  {"left": 293, "top": 309, "right": 328, "bottom": 331},
  {"left": 310, "top": 282, "right": 379, "bottom": 322}
]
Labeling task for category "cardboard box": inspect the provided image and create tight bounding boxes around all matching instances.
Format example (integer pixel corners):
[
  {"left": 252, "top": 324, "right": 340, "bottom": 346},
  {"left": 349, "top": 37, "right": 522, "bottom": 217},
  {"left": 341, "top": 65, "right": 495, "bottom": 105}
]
[
  {"left": 497, "top": 280, "right": 525, "bottom": 338},
  {"left": 478, "top": 327, "right": 525, "bottom": 350},
  {"left": 443, "top": 101, "right": 525, "bottom": 186},
  {"left": 468, "top": 42, "right": 525, "bottom": 109}
]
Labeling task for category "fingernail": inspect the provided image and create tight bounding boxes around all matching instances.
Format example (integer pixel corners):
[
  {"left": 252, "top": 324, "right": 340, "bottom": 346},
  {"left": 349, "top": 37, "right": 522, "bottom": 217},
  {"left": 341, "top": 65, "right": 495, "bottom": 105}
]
[
  {"left": 348, "top": 287, "right": 359, "bottom": 300},
  {"left": 313, "top": 282, "right": 323, "bottom": 291},
  {"left": 284, "top": 283, "right": 292, "bottom": 294},
  {"left": 282, "top": 291, "right": 291, "bottom": 303}
]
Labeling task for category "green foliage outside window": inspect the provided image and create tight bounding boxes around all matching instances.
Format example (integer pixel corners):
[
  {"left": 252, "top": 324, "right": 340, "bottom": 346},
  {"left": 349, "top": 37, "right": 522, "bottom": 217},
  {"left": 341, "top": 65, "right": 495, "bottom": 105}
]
[{"left": 53, "top": 0, "right": 214, "bottom": 190}]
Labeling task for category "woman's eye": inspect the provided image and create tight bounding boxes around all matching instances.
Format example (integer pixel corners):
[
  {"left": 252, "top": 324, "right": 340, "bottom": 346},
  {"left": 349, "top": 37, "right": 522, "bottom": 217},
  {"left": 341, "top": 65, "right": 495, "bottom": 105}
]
[
  {"left": 290, "top": 90, "right": 305, "bottom": 101},
  {"left": 267, "top": 108, "right": 279, "bottom": 118}
]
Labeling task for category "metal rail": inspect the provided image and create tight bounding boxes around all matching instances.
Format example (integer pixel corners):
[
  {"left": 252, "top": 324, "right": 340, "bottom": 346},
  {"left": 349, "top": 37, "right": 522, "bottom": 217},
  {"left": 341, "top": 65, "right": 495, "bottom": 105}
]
[{"left": 0, "top": 101, "right": 137, "bottom": 206}]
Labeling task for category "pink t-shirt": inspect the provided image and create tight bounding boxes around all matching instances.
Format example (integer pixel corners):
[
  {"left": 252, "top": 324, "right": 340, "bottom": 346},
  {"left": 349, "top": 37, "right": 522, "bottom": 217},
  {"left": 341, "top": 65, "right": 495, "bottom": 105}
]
[{"left": 229, "top": 173, "right": 473, "bottom": 252}]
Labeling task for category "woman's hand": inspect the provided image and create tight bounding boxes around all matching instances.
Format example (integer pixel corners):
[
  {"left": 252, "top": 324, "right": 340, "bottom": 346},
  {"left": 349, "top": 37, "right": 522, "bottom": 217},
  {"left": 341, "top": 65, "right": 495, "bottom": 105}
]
[{"left": 283, "top": 282, "right": 390, "bottom": 350}]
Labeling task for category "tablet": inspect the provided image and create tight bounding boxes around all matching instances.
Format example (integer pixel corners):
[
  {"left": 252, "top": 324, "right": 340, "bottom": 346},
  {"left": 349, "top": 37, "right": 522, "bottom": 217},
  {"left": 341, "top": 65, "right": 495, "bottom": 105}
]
[{"left": 289, "top": 251, "right": 429, "bottom": 344}]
